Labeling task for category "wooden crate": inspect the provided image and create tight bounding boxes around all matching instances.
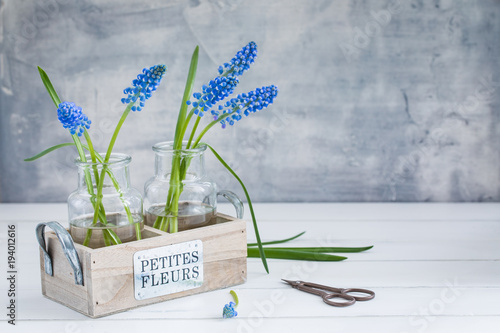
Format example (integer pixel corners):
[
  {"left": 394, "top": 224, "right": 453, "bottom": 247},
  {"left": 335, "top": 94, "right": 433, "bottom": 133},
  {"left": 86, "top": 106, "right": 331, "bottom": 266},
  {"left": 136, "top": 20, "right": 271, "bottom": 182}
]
[{"left": 39, "top": 214, "right": 247, "bottom": 318}]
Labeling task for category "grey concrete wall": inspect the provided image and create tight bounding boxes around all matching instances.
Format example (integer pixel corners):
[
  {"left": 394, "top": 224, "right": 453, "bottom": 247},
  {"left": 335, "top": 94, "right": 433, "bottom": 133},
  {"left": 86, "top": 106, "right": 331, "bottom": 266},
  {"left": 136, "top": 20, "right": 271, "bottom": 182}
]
[{"left": 1, "top": 0, "right": 499, "bottom": 203}]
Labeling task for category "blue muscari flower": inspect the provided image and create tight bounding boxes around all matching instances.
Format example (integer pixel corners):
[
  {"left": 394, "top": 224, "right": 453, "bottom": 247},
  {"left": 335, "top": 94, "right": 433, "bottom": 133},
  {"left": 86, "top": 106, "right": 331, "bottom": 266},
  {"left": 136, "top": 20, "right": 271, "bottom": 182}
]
[
  {"left": 189, "top": 76, "right": 239, "bottom": 117},
  {"left": 187, "top": 42, "right": 258, "bottom": 118},
  {"left": 213, "top": 85, "right": 278, "bottom": 129},
  {"left": 121, "top": 64, "right": 167, "bottom": 111},
  {"left": 218, "top": 41, "right": 257, "bottom": 77},
  {"left": 222, "top": 301, "right": 238, "bottom": 319},
  {"left": 57, "top": 102, "right": 91, "bottom": 136}
]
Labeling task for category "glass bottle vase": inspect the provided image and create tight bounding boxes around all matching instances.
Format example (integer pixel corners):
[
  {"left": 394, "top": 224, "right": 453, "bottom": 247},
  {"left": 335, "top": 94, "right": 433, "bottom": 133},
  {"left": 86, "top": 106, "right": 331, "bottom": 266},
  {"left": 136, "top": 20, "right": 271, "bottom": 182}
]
[
  {"left": 144, "top": 141, "right": 243, "bottom": 233},
  {"left": 68, "top": 153, "right": 144, "bottom": 248}
]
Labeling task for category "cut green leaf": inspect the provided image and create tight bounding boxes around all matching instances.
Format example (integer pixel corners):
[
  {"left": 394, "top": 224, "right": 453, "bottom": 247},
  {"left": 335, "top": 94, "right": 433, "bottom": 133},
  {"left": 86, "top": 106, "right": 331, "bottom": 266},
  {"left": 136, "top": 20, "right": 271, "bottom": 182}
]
[
  {"left": 247, "top": 231, "right": 306, "bottom": 247},
  {"left": 205, "top": 143, "right": 269, "bottom": 273},
  {"left": 24, "top": 143, "right": 80, "bottom": 161},
  {"left": 253, "top": 246, "right": 373, "bottom": 253},
  {"left": 247, "top": 248, "right": 347, "bottom": 261}
]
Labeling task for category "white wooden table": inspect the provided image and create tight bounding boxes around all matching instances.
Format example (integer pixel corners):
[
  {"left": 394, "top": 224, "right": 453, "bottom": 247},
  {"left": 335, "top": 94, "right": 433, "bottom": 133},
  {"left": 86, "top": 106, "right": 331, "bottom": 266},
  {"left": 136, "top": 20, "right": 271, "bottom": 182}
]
[{"left": 1, "top": 203, "right": 499, "bottom": 332}]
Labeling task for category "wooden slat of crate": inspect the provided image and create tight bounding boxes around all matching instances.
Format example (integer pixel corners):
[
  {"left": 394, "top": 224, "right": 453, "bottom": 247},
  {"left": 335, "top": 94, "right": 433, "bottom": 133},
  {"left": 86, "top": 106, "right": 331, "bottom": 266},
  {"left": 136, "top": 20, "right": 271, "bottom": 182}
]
[
  {"left": 40, "top": 214, "right": 247, "bottom": 318},
  {"left": 40, "top": 235, "right": 91, "bottom": 314}
]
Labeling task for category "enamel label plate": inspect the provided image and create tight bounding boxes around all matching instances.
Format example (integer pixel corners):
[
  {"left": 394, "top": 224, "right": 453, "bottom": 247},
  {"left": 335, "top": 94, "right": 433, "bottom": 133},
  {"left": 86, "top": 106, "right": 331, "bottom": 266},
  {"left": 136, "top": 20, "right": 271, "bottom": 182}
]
[{"left": 133, "top": 240, "right": 203, "bottom": 300}]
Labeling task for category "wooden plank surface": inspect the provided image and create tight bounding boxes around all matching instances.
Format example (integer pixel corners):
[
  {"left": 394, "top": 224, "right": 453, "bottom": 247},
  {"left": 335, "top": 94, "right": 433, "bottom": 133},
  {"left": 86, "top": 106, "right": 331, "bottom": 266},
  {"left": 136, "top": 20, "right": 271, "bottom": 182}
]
[{"left": 1, "top": 203, "right": 499, "bottom": 332}]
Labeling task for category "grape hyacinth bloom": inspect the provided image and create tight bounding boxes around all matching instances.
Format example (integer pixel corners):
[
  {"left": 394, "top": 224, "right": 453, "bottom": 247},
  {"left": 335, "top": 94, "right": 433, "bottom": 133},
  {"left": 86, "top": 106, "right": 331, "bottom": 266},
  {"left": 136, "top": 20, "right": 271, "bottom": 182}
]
[
  {"left": 187, "top": 76, "right": 239, "bottom": 117},
  {"left": 218, "top": 41, "right": 257, "bottom": 77},
  {"left": 213, "top": 85, "right": 279, "bottom": 128},
  {"left": 57, "top": 102, "right": 91, "bottom": 136},
  {"left": 222, "top": 301, "right": 238, "bottom": 319},
  {"left": 121, "top": 64, "right": 167, "bottom": 111},
  {"left": 187, "top": 42, "right": 258, "bottom": 118}
]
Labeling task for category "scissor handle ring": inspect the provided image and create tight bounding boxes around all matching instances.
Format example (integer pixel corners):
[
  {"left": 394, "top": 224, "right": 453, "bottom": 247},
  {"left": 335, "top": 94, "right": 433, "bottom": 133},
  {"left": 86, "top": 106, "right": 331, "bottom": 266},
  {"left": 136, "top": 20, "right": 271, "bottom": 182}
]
[
  {"left": 341, "top": 288, "right": 375, "bottom": 301},
  {"left": 322, "top": 293, "right": 356, "bottom": 307}
]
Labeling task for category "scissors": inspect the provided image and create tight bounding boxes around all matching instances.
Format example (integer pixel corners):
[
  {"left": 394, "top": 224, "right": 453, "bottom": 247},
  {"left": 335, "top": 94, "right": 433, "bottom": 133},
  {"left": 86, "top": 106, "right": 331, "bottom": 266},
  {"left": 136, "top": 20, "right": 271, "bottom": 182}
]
[{"left": 282, "top": 279, "right": 375, "bottom": 307}]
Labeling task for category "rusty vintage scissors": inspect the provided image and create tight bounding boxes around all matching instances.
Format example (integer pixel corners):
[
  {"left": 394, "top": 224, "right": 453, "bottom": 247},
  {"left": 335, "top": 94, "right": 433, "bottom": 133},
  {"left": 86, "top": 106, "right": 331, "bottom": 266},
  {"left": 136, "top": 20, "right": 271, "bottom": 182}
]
[{"left": 282, "top": 279, "right": 375, "bottom": 307}]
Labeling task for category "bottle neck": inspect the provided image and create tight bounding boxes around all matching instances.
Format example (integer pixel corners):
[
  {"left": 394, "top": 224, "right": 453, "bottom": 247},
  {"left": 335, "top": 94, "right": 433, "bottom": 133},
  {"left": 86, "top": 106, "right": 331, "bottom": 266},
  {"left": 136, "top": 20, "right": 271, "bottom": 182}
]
[
  {"left": 76, "top": 154, "right": 132, "bottom": 193},
  {"left": 153, "top": 142, "right": 207, "bottom": 181}
]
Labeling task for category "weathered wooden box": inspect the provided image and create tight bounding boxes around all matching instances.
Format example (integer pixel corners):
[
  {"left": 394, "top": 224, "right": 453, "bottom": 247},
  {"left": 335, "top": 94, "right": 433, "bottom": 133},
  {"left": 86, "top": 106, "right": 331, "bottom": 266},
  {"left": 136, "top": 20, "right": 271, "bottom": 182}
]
[{"left": 38, "top": 214, "right": 247, "bottom": 318}]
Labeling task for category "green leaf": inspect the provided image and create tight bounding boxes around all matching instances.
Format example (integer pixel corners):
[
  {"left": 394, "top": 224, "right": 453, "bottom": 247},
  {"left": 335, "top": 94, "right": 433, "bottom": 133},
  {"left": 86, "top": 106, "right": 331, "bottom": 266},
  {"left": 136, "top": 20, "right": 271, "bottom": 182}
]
[
  {"left": 24, "top": 143, "right": 79, "bottom": 161},
  {"left": 38, "top": 66, "right": 62, "bottom": 107},
  {"left": 174, "top": 46, "right": 199, "bottom": 148},
  {"left": 24, "top": 142, "right": 96, "bottom": 162},
  {"left": 252, "top": 246, "right": 373, "bottom": 253},
  {"left": 247, "top": 231, "right": 306, "bottom": 247},
  {"left": 247, "top": 248, "right": 347, "bottom": 261},
  {"left": 205, "top": 143, "right": 269, "bottom": 273}
]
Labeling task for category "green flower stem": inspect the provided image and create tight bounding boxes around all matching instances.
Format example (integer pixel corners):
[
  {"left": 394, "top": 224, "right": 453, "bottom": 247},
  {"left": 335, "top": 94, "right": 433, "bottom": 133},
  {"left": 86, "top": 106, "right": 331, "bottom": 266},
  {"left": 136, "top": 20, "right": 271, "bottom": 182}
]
[
  {"left": 156, "top": 47, "right": 199, "bottom": 233},
  {"left": 191, "top": 113, "right": 233, "bottom": 149},
  {"left": 186, "top": 115, "right": 200, "bottom": 149},
  {"left": 38, "top": 66, "right": 136, "bottom": 246},
  {"left": 191, "top": 99, "right": 254, "bottom": 149},
  {"left": 153, "top": 215, "right": 164, "bottom": 229},
  {"left": 102, "top": 229, "right": 112, "bottom": 247},
  {"left": 169, "top": 185, "right": 181, "bottom": 233},
  {"left": 160, "top": 147, "right": 198, "bottom": 233},
  {"left": 153, "top": 152, "right": 182, "bottom": 232},
  {"left": 178, "top": 110, "right": 195, "bottom": 148},
  {"left": 82, "top": 129, "right": 105, "bottom": 245},
  {"left": 86, "top": 151, "right": 138, "bottom": 237},
  {"left": 37, "top": 67, "right": 89, "bottom": 179},
  {"left": 24, "top": 142, "right": 117, "bottom": 246},
  {"left": 90, "top": 102, "right": 142, "bottom": 243},
  {"left": 90, "top": 101, "right": 132, "bottom": 229},
  {"left": 105, "top": 161, "right": 142, "bottom": 241},
  {"left": 50, "top": 147, "right": 136, "bottom": 242},
  {"left": 154, "top": 148, "right": 195, "bottom": 233},
  {"left": 83, "top": 227, "right": 93, "bottom": 246},
  {"left": 72, "top": 133, "right": 115, "bottom": 247},
  {"left": 230, "top": 290, "right": 239, "bottom": 306},
  {"left": 105, "top": 104, "right": 131, "bottom": 162},
  {"left": 38, "top": 67, "right": 116, "bottom": 246},
  {"left": 84, "top": 130, "right": 100, "bottom": 183},
  {"left": 163, "top": 154, "right": 182, "bottom": 232}
]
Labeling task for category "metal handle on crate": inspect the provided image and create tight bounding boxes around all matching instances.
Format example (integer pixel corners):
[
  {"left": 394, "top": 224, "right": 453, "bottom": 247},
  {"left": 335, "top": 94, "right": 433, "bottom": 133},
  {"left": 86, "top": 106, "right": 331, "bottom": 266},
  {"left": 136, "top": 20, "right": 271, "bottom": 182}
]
[
  {"left": 36, "top": 221, "right": 83, "bottom": 286},
  {"left": 217, "top": 190, "right": 244, "bottom": 219}
]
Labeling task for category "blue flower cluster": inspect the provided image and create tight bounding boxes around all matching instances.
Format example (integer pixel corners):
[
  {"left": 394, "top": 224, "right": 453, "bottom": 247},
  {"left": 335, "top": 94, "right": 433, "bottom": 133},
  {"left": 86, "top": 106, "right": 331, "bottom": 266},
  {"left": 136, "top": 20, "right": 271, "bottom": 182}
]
[
  {"left": 222, "top": 301, "right": 238, "bottom": 319},
  {"left": 187, "top": 42, "right": 258, "bottom": 119},
  {"left": 121, "top": 64, "right": 167, "bottom": 111},
  {"left": 187, "top": 76, "right": 239, "bottom": 117},
  {"left": 57, "top": 102, "right": 91, "bottom": 136},
  {"left": 212, "top": 85, "right": 279, "bottom": 128},
  {"left": 218, "top": 41, "right": 257, "bottom": 77}
]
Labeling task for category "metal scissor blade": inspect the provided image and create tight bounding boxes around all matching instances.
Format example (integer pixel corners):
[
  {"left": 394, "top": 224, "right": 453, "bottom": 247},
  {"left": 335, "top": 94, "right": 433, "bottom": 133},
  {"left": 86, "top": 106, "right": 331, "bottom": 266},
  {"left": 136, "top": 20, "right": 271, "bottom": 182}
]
[{"left": 281, "top": 279, "right": 301, "bottom": 287}]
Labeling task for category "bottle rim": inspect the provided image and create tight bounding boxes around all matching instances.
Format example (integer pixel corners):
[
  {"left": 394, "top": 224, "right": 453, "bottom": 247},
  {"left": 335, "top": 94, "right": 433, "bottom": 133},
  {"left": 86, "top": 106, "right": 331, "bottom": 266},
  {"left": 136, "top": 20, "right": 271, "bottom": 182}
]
[
  {"left": 74, "top": 153, "right": 132, "bottom": 167},
  {"left": 152, "top": 141, "right": 207, "bottom": 154}
]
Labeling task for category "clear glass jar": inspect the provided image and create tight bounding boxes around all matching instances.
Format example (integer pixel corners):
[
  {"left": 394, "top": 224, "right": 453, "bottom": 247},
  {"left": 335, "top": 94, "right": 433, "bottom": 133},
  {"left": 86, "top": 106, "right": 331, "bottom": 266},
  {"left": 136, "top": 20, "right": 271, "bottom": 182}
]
[
  {"left": 68, "top": 153, "right": 144, "bottom": 248},
  {"left": 144, "top": 141, "right": 243, "bottom": 233}
]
